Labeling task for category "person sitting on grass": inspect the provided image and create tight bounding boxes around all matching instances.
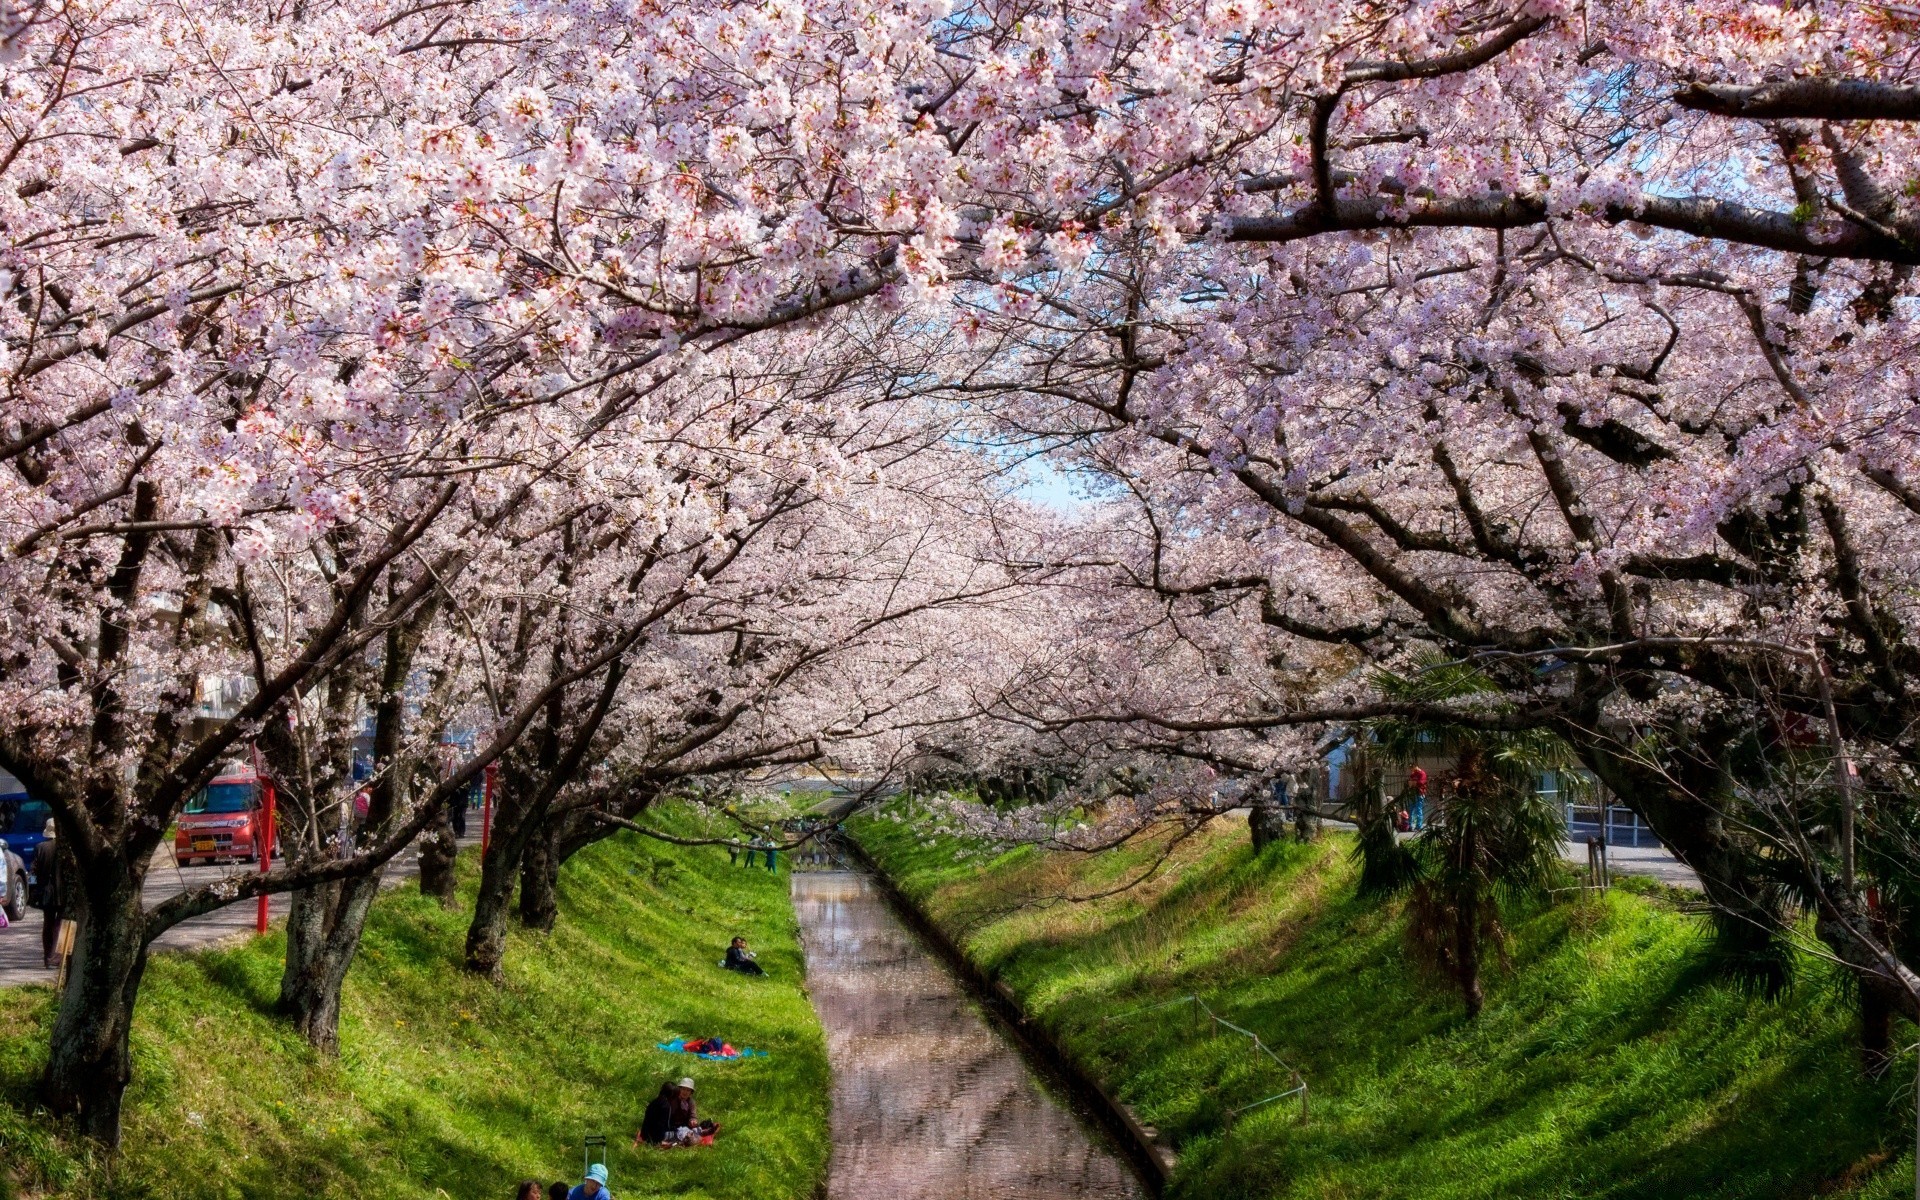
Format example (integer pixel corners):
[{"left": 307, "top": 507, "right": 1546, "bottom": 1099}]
[
  {"left": 567, "top": 1164, "right": 611, "bottom": 1200},
  {"left": 637, "top": 1077, "right": 718, "bottom": 1146},
  {"left": 723, "top": 936, "right": 765, "bottom": 975}
]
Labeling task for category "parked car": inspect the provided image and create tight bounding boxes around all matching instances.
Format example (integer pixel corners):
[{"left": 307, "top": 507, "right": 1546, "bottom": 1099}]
[
  {"left": 0, "top": 792, "right": 46, "bottom": 918},
  {"left": 175, "top": 767, "right": 270, "bottom": 866},
  {"left": 0, "top": 844, "right": 23, "bottom": 921},
  {"left": 0, "top": 791, "right": 50, "bottom": 864}
]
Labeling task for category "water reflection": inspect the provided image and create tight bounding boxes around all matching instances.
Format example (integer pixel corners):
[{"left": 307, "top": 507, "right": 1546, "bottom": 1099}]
[{"left": 792, "top": 871, "right": 1144, "bottom": 1200}]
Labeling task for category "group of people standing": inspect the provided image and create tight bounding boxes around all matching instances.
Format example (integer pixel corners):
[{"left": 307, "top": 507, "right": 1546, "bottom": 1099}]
[{"left": 726, "top": 838, "right": 779, "bottom": 871}]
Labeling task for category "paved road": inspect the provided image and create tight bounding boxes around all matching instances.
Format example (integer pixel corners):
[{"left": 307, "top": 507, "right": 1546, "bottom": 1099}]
[
  {"left": 1225, "top": 809, "right": 1704, "bottom": 891},
  {"left": 0, "top": 833, "right": 479, "bottom": 989},
  {"left": 1558, "top": 838, "right": 1700, "bottom": 889}
]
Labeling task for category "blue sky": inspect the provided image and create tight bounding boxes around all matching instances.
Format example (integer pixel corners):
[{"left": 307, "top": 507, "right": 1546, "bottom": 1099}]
[{"left": 1007, "top": 457, "right": 1094, "bottom": 511}]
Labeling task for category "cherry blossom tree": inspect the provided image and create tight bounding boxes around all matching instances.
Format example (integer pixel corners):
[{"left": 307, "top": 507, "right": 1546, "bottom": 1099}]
[
  {"left": 7, "top": 0, "right": 1920, "bottom": 1151},
  {"left": 920, "top": 0, "right": 1920, "bottom": 1023}
]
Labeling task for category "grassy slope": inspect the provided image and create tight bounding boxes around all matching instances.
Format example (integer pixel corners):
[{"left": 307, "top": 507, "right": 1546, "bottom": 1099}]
[
  {"left": 0, "top": 811, "right": 828, "bottom": 1200},
  {"left": 853, "top": 809, "right": 1912, "bottom": 1200}
]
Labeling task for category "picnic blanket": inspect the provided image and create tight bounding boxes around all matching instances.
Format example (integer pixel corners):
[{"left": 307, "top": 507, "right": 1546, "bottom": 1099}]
[{"left": 656, "top": 1037, "right": 768, "bottom": 1060}]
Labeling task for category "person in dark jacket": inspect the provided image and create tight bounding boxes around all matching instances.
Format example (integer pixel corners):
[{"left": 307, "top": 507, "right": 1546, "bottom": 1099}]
[
  {"left": 636, "top": 1078, "right": 713, "bottom": 1146},
  {"left": 723, "top": 936, "right": 765, "bottom": 975},
  {"left": 31, "top": 821, "right": 64, "bottom": 970},
  {"left": 637, "top": 1081, "right": 677, "bottom": 1146}
]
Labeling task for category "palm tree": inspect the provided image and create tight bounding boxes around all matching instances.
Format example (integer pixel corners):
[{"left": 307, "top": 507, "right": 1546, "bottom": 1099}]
[{"left": 1368, "top": 661, "right": 1574, "bottom": 1017}]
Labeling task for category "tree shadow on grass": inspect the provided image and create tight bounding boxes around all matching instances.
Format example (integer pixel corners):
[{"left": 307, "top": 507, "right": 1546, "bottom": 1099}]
[{"left": 951, "top": 829, "right": 1911, "bottom": 1200}]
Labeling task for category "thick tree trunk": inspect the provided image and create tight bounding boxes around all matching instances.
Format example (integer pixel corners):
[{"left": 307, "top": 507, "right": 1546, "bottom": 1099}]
[
  {"left": 1456, "top": 891, "right": 1484, "bottom": 1019},
  {"left": 280, "top": 879, "right": 336, "bottom": 1007},
  {"left": 464, "top": 851, "right": 517, "bottom": 978},
  {"left": 277, "top": 874, "right": 382, "bottom": 1053},
  {"left": 43, "top": 855, "right": 149, "bottom": 1146},
  {"left": 1568, "top": 699, "right": 1796, "bottom": 992},
  {"left": 519, "top": 824, "right": 559, "bottom": 931},
  {"left": 417, "top": 804, "right": 458, "bottom": 907},
  {"left": 1249, "top": 785, "right": 1288, "bottom": 851},
  {"left": 1293, "top": 772, "right": 1321, "bottom": 842},
  {"left": 464, "top": 767, "right": 538, "bottom": 975}
]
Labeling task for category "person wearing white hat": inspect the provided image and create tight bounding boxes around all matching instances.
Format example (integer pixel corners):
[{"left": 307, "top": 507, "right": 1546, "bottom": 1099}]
[{"left": 636, "top": 1076, "right": 719, "bottom": 1147}]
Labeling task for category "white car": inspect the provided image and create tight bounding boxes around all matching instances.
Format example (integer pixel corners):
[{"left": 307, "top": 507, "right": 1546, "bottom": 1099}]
[{"left": 0, "top": 848, "right": 26, "bottom": 921}]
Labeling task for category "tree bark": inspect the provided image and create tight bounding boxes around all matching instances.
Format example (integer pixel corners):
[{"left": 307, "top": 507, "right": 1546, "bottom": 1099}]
[
  {"left": 43, "top": 853, "right": 148, "bottom": 1146},
  {"left": 1566, "top": 699, "right": 1796, "bottom": 992},
  {"left": 1250, "top": 782, "right": 1288, "bottom": 851},
  {"left": 464, "top": 847, "right": 518, "bottom": 978},
  {"left": 519, "top": 823, "right": 559, "bottom": 931},
  {"left": 277, "top": 874, "right": 382, "bottom": 1054},
  {"left": 464, "top": 765, "right": 555, "bottom": 973},
  {"left": 1293, "top": 771, "right": 1321, "bottom": 842},
  {"left": 1456, "top": 886, "right": 1484, "bottom": 1019},
  {"left": 280, "top": 879, "right": 336, "bottom": 1010},
  {"left": 417, "top": 804, "right": 458, "bottom": 907}
]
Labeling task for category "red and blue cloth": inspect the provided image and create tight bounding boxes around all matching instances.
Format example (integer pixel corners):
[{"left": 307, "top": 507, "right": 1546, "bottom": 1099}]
[{"left": 657, "top": 1037, "right": 767, "bottom": 1060}]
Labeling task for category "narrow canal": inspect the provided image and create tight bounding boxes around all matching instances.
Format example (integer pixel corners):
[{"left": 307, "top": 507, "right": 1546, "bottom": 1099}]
[{"left": 791, "top": 870, "right": 1144, "bottom": 1200}]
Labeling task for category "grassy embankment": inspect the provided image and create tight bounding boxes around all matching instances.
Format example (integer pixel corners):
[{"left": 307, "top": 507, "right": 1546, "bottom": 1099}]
[
  {"left": 853, "top": 806, "right": 1913, "bottom": 1200},
  {"left": 0, "top": 808, "right": 828, "bottom": 1200}
]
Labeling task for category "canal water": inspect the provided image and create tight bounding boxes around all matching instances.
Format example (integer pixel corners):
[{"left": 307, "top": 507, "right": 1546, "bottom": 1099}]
[{"left": 791, "top": 870, "right": 1144, "bottom": 1200}]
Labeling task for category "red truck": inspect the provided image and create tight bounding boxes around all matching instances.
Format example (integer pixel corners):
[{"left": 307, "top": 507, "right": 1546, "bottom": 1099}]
[{"left": 174, "top": 766, "right": 269, "bottom": 866}]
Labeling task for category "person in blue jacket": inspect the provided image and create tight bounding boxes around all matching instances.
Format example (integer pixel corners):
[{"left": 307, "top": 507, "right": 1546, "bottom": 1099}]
[{"left": 568, "top": 1164, "right": 611, "bottom": 1200}]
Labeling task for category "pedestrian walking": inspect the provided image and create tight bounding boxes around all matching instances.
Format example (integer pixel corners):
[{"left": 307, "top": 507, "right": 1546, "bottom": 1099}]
[
  {"left": 30, "top": 820, "right": 65, "bottom": 970},
  {"left": 1407, "top": 767, "right": 1428, "bottom": 832}
]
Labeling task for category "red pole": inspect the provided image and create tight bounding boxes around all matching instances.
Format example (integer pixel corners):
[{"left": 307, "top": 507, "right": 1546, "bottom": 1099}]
[
  {"left": 481, "top": 762, "right": 495, "bottom": 854},
  {"left": 256, "top": 778, "right": 276, "bottom": 934}
]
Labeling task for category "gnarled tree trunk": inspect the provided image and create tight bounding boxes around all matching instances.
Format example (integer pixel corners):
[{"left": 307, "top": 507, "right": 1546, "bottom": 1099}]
[
  {"left": 465, "top": 765, "right": 546, "bottom": 975},
  {"left": 519, "top": 822, "right": 559, "bottom": 931},
  {"left": 1249, "top": 779, "right": 1288, "bottom": 850},
  {"left": 417, "top": 803, "right": 458, "bottom": 907},
  {"left": 43, "top": 851, "right": 150, "bottom": 1146},
  {"left": 277, "top": 874, "right": 383, "bottom": 1053},
  {"left": 1574, "top": 707, "right": 1795, "bottom": 992},
  {"left": 1293, "top": 780, "right": 1321, "bottom": 842},
  {"left": 464, "top": 847, "right": 519, "bottom": 978}
]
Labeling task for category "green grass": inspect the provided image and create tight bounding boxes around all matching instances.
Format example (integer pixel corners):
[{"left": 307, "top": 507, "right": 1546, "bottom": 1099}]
[
  {"left": 0, "top": 808, "right": 829, "bottom": 1200},
  {"left": 852, "top": 806, "right": 1914, "bottom": 1200}
]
